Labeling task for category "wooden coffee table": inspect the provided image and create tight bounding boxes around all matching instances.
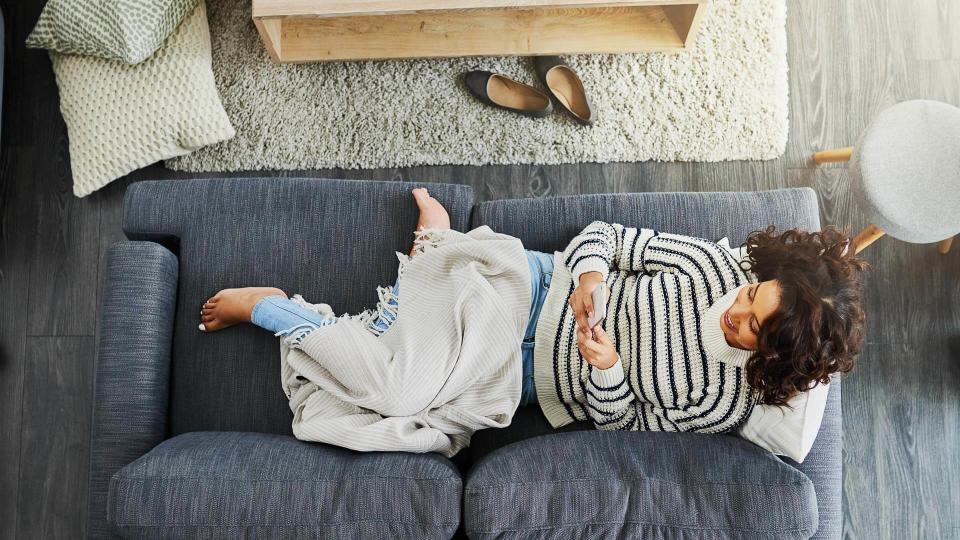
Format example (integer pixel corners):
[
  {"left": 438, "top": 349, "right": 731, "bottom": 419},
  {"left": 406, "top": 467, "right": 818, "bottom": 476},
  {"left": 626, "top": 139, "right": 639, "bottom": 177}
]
[{"left": 253, "top": 0, "right": 707, "bottom": 63}]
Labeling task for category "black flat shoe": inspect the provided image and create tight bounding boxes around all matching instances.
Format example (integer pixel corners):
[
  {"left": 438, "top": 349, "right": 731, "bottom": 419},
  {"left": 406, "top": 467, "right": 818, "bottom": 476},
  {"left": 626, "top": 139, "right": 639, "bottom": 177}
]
[
  {"left": 463, "top": 71, "right": 553, "bottom": 118},
  {"left": 533, "top": 56, "right": 594, "bottom": 125}
]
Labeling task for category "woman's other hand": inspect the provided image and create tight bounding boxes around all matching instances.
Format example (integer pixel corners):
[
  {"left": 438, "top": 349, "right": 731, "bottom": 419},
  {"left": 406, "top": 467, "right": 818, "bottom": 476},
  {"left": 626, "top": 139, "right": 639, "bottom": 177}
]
[
  {"left": 577, "top": 326, "right": 619, "bottom": 370},
  {"left": 568, "top": 271, "right": 605, "bottom": 331}
]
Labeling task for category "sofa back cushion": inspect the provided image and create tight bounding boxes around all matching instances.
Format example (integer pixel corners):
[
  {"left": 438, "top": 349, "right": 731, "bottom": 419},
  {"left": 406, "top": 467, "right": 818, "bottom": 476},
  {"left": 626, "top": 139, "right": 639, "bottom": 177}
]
[
  {"left": 470, "top": 188, "right": 822, "bottom": 252},
  {"left": 123, "top": 178, "right": 474, "bottom": 436}
]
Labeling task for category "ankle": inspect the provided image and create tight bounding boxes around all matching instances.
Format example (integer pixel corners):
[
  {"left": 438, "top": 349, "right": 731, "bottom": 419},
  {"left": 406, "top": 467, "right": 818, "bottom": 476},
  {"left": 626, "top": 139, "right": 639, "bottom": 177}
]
[{"left": 245, "top": 288, "right": 287, "bottom": 320}]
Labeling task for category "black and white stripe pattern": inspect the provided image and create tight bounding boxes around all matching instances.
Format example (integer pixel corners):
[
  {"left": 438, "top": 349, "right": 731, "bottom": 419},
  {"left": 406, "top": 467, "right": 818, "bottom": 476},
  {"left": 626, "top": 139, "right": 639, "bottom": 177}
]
[{"left": 533, "top": 221, "right": 759, "bottom": 435}]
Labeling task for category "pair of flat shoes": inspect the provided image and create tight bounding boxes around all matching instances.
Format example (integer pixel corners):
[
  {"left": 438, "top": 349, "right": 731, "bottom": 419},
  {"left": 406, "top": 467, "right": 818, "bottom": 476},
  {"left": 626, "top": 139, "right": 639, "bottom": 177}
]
[{"left": 463, "top": 56, "right": 594, "bottom": 125}]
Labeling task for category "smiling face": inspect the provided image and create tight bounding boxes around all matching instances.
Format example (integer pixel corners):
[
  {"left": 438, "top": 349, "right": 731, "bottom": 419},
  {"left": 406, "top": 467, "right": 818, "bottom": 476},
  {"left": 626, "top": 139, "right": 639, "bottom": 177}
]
[{"left": 720, "top": 280, "right": 782, "bottom": 351}]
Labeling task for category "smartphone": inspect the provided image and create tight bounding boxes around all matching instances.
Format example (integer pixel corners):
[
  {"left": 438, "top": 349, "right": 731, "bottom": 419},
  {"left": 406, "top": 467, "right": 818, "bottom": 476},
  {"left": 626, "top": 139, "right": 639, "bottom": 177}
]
[{"left": 587, "top": 283, "right": 607, "bottom": 329}]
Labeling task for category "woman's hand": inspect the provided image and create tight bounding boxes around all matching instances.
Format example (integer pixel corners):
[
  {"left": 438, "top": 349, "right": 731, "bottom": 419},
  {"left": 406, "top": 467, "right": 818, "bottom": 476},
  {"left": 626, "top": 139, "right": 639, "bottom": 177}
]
[
  {"left": 568, "top": 271, "right": 607, "bottom": 331},
  {"left": 577, "top": 326, "right": 619, "bottom": 370}
]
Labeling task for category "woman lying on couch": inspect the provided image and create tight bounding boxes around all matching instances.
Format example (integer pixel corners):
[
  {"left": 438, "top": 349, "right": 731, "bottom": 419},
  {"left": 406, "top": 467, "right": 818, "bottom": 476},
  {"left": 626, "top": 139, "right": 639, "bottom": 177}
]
[{"left": 199, "top": 187, "right": 866, "bottom": 449}]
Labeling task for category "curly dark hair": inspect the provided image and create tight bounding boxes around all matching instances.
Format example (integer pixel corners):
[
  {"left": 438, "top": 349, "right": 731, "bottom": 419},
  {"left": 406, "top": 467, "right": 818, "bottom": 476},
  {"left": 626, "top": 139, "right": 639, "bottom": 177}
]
[{"left": 740, "top": 226, "right": 868, "bottom": 407}]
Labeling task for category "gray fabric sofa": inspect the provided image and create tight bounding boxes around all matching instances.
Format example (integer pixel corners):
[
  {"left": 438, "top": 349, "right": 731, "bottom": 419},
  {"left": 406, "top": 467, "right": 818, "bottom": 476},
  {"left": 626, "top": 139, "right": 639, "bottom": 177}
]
[{"left": 88, "top": 178, "right": 840, "bottom": 539}]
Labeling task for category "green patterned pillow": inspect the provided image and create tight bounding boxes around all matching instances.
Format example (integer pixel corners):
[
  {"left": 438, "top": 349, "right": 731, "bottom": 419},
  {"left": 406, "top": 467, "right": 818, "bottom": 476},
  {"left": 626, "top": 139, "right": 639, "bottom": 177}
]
[{"left": 26, "top": 0, "right": 198, "bottom": 64}]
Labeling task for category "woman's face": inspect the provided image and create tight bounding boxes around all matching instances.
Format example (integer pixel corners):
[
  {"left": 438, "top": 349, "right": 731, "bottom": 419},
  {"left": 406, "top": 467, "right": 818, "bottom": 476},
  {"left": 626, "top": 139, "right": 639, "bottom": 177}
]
[{"left": 721, "top": 280, "right": 781, "bottom": 351}]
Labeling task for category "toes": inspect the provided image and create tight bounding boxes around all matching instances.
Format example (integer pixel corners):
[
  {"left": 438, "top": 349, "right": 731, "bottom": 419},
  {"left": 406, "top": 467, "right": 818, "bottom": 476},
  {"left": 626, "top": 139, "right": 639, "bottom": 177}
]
[
  {"left": 412, "top": 188, "right": 430, "bottom": 205},
  {"left": 199, "top": 319, "right": 222, "bottom": 332},
  {"left": 201, "top": 314, "right": 215, "bottom": 323}
]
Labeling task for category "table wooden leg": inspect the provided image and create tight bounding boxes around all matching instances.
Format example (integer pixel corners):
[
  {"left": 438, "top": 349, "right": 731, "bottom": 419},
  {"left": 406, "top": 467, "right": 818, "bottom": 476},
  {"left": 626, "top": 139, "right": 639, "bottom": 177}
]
[
  {"left": 937, "top": 236, "right": 954, "bottom": 254},
  {"left": 813, "top": 146, "right": 855, "bottom": 164},
  {"left": 853, "top": 224, "right": 885, "bottom": 254}
]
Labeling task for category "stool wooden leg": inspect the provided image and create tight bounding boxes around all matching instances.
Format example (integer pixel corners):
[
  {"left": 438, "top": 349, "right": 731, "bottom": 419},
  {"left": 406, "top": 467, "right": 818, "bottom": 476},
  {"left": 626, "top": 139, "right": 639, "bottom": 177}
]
[
  {"left": 937, "top": 236, "right": 954, "bottom": 254},
  {"left": 813, "top": 146, "right": 855, "bottom": 164},
  {"left": 853, "top": 224, "right": 885, "bottom": 254}
]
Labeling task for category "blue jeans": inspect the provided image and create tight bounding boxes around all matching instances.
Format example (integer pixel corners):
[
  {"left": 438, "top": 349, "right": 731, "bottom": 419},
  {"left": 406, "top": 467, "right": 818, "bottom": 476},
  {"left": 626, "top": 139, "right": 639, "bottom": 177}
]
[
  {"left": 250, "top": 250, "right": 554, "bottom": 406},
  {"left": 520, "top": 250, "right": 553, "bottom": 406},
  {"left": 251, "top": 277, "right": 401, "bottom": 339}
]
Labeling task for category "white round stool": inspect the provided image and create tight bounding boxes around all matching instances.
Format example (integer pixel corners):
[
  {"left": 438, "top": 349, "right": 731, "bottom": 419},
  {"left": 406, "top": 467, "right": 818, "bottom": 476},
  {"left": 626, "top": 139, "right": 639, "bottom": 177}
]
[{"left": 813, "top": 100, "right": 960, "bottom": 254}]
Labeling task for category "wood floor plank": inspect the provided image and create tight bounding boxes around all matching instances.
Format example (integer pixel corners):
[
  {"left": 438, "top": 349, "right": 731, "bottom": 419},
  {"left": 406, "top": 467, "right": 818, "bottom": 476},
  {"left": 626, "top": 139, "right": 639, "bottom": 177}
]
[
  {"left": 843, "top": 341, "right": 960, "bottom": 540},
  {"left": 0, "top": 146, "right": 40, "bottom": 540},
  {"left": 783, "top": 0, "right": 849, "bottom": 167},
  {"left": 24, "top": 148, "right": 101, "bottom": 337},
  {"left": 915, "top": 337, "right": 960, "bottom": 539},
  {"left": 12, "top": 0, "right": 102, "bottom": 338},
  {"left": 15, "top": 337, "right": 95, "bottom": 540},
  {"left": 1, "top": 1, "right": 64, "bottom": 148},
  {"left": 912, "top": 0, "right": 960, "bottom": 62}
]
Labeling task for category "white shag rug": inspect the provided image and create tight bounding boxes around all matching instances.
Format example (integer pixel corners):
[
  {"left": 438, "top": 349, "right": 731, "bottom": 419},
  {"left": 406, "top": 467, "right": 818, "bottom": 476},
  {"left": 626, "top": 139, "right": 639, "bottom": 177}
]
[{"left": 166, "top": 0, "right": 787, "bottom": 172}]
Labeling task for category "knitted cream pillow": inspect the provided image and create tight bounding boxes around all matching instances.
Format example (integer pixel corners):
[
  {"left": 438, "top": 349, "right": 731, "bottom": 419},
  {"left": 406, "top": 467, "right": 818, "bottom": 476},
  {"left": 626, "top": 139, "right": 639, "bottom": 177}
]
[
  {"left": 51, "top": 1, "right": 234, "bottom": 197},
  {"left": 27, "top": 0, "right": 198, "bottom": 64}
]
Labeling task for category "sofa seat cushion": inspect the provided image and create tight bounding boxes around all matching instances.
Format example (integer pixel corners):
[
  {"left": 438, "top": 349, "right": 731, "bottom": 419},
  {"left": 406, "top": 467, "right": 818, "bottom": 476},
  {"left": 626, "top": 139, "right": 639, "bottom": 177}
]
[
  {"left": 469, "top": 406, "right": 593, "bottom": 464},
  {"left": 108, "top": 432, "right": 462, "bottom": 539},
  {"left": 464, "top": 430, "right": 818, "bottom": 539}
]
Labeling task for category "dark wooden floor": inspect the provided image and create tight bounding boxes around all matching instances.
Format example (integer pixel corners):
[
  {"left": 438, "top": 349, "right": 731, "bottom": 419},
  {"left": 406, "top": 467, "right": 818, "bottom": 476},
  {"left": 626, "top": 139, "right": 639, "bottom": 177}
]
[{"left": 2, "top": 0, "right": 959, "bottom": 538}]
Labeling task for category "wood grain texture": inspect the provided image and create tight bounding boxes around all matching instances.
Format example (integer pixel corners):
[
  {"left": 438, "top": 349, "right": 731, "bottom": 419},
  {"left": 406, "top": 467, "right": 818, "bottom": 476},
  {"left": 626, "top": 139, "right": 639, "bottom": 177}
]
[
  {"left": 1, "top": 0, "right": 959, "bottom": 538},
  {"left": 913, "top": 0, "right": 960, "bottom": 61},
  {"left": 0, "top": 2, "right": 51, "bottom": 535},
  {"left": 812, "top": 146, "right": 854, "bottom": 164},
  {"left": 253, "top": 17, "right": 282, "bottom": 62},
  {"left": 16, "top": 337, "right": 95, "bottom": 539},
  {"left": 852, "top": 223, "right": 885, "bottom": 254},
  {"left": 266, "top": 5, "right": 693, "bottom": 62},
  {"left": 253, "top": 0, "right": 702, "bottom": 18},
  {"left": 24, "top": 140, "right": 101, "bottom": 336},
  {"left": 0, "top": 138, "right": 36, "bottom": 540},
  {"left": 661, "top": 3, "right": 703, "bottom": 47},
  {"left": 937, "top": 236, "right": 954, "bottom": 254}
]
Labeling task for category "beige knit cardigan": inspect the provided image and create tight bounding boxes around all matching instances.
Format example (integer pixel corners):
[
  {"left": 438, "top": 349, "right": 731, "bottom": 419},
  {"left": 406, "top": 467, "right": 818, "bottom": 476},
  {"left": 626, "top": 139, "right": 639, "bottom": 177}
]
[{"left": 279, "top": 226, "right": 531, "bottom": 457}]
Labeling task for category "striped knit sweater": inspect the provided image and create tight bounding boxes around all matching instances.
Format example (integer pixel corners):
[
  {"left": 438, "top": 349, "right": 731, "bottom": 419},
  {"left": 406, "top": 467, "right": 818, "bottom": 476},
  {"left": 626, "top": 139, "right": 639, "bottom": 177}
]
[{"left": 533, "top": 221, "right": 760, "bottom": 434}]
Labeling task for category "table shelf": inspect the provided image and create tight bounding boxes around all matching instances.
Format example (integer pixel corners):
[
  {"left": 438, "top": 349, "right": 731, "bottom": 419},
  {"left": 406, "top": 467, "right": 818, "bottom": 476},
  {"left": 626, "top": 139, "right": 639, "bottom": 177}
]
[{"left": 253, "top": 0, "right": 707, "bottom": 63}]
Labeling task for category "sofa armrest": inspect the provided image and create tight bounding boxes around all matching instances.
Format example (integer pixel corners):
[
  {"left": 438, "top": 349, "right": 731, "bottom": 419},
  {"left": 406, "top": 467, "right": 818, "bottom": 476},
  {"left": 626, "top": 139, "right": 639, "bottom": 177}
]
[
  {"left": 86, "top": 241, "right": 178, "bottom": 539},
  {"left": 783, "top": 377, "right": 842, "bottom": 539}
]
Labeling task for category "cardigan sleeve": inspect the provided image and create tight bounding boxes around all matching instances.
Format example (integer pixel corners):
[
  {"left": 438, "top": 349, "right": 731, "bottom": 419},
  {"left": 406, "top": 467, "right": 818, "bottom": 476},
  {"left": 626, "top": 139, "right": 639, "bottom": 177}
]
[
  {"left": 583, "top": 358, "right": 755, "bottom": 435},
  {"left": 561, "top": 221, "right": 748, "bottom": 294},
  {"left": 561, "top": 221, "right": 655, "bottom": 285},
  {"left": 583, "top": 359, "right": 638, "bottom": 431},
  {"left": 640, "top": 231, "right": 750, "bottom": 295}
]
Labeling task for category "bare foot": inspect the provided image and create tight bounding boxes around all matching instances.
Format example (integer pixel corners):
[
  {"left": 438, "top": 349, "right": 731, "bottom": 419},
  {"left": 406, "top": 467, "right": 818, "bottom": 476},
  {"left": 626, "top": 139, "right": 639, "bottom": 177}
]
[
  {"left": 411, "top": 187, "right": 451, "bottom": 256},
  {"left": 199, "top": 287, "right": 286, "bottom": 332},
  {"left": 412, "top": 187, "right": 451, "bottom": 231}
]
